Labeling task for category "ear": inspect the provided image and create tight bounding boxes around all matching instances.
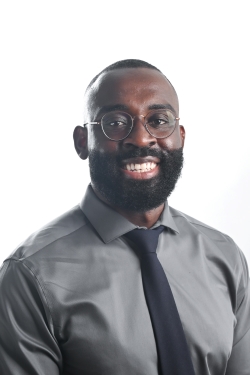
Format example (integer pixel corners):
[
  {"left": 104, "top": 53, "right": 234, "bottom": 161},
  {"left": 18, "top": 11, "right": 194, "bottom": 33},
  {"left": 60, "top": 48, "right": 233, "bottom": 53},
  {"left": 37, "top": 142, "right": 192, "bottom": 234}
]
[
  {"left": 73, "top": 126, "right": 88, "bottom": 160},
  {"left": 179, "top": 125, "right": 185, "bottom": 148}
]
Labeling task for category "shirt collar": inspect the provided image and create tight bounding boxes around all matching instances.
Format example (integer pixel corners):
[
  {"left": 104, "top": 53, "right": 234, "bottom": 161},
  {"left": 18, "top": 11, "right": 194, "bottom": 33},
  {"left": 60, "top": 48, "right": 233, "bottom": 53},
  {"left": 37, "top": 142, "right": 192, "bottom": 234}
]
[{"left": 80, "top": 185, "right": 179, "bottom": 244}]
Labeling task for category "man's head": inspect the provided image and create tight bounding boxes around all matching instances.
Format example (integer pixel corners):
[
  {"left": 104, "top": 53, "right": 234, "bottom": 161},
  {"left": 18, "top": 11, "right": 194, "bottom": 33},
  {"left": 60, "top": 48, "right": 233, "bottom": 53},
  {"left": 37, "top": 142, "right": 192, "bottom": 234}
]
[{"left": 74, "top": 59, "right": 185, "bottom": 212}]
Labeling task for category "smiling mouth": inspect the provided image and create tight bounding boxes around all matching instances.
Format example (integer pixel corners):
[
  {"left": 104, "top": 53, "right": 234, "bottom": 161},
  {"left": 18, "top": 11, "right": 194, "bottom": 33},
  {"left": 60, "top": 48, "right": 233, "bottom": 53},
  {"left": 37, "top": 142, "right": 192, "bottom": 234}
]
[
  {"left": 124, "top": 162, "right": 158, "bottom": 173},
  {"left": 121, "top": 156, "right": 160, "bottom": 174}
]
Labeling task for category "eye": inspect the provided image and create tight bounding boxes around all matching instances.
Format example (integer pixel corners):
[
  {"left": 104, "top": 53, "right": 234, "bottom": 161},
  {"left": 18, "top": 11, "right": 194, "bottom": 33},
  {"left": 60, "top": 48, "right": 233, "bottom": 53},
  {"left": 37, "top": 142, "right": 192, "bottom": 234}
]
[
  {"left": 146, "top": 111, "right": 175, "bottom": 129},
  {"left": 108, "top": 120, "right": 127, "bottom": 127},
  {"left": 153, "top": 118, "right": 169, "bottom": 125},
  {"left": 102, "top": 112, "right": 130, "bottom": 128},
  {"left": 147, "top": 115, "right": 170, "bottom": 128}
]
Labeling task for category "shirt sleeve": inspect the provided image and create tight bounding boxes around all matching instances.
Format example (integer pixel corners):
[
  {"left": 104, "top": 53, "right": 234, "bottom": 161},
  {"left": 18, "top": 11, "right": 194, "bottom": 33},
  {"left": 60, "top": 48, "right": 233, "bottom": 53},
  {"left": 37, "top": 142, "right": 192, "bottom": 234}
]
[
  {"left": 225, "top": 248, "right": 250, "bottom": 375},
  {"left": 0, "top": 259, "right": 62, "bottom": 375}
]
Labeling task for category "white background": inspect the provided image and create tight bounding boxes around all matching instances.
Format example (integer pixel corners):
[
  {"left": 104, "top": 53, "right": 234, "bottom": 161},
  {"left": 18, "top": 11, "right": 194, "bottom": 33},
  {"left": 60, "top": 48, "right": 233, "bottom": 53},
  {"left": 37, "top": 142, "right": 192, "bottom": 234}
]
[{"left": 0, "top": 0, "right": 249, "bottom": 266}]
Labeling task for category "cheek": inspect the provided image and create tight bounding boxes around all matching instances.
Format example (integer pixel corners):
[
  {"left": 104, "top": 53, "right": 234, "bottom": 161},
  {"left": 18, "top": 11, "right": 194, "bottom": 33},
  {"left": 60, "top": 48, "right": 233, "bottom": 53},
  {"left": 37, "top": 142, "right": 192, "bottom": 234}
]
[
  {"left": 158, "top": 134, "right": 183, "bottom": 150},
  {"left": 88, "top": 127, "right": 118, "bottom": 153}
]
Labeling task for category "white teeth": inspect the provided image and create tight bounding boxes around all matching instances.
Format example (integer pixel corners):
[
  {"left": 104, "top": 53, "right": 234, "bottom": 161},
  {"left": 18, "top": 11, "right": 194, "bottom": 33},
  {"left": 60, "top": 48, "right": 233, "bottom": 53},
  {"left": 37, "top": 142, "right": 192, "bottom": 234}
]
[{"left": 125, "top": 162, "right": 157, "bottom": 172}]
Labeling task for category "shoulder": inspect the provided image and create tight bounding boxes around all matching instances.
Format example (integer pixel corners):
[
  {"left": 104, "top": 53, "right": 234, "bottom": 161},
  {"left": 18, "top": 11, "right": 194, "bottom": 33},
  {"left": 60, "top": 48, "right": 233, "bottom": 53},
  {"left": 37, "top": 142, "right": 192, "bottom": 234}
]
[
  {"left": 0, "top": 205, "right": 90, "bottom": 322},
  {"left": 169, "top": 206, "right": 248, "bottom": 274},
  {"left": 6, "top": 205, "right": 88, "bottom": 262},
  {"left": 169, "top": 206, "right": 249, "bottom": 306},
  {"left": 169, "top": 206, "right": 234, "bottom": 243}
]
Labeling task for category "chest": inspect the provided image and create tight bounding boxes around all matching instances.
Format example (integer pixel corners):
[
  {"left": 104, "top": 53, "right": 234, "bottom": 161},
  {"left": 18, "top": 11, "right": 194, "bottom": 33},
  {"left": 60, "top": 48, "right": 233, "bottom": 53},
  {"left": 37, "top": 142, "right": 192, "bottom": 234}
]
[{"left": 47, "top": 238, "right": 236, "bottom": 375}]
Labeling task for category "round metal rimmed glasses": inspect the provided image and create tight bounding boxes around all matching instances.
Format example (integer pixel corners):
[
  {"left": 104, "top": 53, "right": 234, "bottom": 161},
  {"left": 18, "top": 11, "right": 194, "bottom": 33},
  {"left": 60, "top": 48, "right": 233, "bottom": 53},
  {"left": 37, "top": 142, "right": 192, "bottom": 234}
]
[{"left": 83, "top": 109, "right": 180, "bottom": 141}]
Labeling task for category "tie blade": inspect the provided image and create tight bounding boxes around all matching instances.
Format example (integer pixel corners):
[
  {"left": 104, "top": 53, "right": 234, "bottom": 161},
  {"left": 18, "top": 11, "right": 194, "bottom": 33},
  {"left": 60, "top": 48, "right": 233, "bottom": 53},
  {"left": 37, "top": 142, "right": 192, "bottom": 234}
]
[
  {"left": 141, "top": 255, "right": 195, "bottom": 374},
  {"left": 124, "top": 226, "right": 195, "bottom": 374}
]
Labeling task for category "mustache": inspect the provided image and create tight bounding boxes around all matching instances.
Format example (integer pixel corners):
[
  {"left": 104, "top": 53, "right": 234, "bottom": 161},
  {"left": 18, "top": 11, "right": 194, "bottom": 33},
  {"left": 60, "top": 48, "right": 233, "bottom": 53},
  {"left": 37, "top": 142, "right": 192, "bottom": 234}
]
[{"left": 115, "top": 147, "right": 179, "bottom": 163}]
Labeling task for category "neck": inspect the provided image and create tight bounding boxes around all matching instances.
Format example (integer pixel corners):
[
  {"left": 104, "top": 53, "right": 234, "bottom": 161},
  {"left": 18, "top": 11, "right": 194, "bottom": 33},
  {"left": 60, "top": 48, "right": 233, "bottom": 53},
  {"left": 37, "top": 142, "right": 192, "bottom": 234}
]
[{"left": 92, "top": 186, "right": 164, "bottom": 228}]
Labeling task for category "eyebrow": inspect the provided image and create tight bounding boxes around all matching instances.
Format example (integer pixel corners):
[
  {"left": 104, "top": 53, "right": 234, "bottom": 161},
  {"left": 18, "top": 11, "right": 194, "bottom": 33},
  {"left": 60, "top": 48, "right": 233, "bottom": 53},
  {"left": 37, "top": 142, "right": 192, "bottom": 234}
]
[
  {"left": 148, "top": 103, "right": 176, "bottom": 113},
  {"left": 97, "top": 104, "right": 129, "bottom": 117},
  {"left": 97, "top": 103, "right": 177, "bottom": 118}
]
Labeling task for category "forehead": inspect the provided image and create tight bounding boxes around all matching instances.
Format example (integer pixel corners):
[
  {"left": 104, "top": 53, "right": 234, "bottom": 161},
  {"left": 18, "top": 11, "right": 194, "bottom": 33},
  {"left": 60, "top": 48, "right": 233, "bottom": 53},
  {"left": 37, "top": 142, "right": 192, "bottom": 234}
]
[{"left": 85, "top": 68, "right": 179, "bottom": 119}]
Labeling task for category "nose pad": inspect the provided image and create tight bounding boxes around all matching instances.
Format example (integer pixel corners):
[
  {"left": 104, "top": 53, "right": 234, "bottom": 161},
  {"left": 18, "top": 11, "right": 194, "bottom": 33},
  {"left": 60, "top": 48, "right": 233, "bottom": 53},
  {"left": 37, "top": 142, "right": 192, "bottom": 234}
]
[{"left": 123, "top": 115, "right": 156, "bottom": 147}]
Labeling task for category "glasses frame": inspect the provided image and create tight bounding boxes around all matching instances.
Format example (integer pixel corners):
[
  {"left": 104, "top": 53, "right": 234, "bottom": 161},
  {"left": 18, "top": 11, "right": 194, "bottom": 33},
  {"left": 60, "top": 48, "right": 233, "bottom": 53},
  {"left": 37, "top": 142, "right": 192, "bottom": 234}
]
[{"left": 83, "top": 110, "right": 180, "bottom": 142}]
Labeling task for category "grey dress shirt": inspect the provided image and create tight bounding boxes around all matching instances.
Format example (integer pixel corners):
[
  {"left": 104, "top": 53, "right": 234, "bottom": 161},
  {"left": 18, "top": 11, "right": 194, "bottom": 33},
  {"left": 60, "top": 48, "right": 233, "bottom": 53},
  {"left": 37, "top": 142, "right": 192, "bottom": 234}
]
[{"left": 0, "top": 185, "right": 249, "bottom": 375}]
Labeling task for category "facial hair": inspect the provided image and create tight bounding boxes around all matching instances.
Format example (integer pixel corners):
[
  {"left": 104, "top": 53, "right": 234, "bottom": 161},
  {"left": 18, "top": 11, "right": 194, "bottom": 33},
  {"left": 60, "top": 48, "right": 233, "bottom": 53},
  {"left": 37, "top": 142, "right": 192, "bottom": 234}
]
[{"left": 89, "top": 147, "right": 184, "bottom": 212}]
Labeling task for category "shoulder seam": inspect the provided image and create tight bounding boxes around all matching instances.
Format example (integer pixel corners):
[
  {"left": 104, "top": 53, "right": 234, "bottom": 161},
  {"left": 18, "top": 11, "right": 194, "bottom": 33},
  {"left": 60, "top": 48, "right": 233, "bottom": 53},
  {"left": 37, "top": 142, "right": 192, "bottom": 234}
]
[
  {"left": 0, "top": 261, "right": 10, "bottom": 284},
  {"left": 8, "top": 259, "right": 60, "bottom": 337},
  {"left": 7, "top": 222, "right": 88, "bottom": 261},
  {"left": 189, "top": 222, "right": 232, "bottom": 240},
  {"left": 171, "top": 214, "right": 232, "bottom": 240},
  {"left": 235, "top": 245, "right": 249, "bottom": 312}
]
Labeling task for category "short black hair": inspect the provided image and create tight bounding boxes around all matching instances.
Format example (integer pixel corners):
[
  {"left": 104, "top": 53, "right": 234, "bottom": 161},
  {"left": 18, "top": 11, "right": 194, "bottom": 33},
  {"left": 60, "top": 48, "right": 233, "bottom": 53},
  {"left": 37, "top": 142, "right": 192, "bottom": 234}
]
[
  {"left": 86, "top": 59, "right": 162, "bottom": 91},
  {"left": 85, "top": 59, "right": 178, "bottom": 110}
]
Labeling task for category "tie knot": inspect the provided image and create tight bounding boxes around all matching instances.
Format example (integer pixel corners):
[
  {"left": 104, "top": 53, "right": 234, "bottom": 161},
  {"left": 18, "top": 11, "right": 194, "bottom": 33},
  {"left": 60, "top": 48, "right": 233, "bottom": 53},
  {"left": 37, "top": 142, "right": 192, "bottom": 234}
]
[{"left": 124, "top": 225, "right": 164, "bottom": 254}]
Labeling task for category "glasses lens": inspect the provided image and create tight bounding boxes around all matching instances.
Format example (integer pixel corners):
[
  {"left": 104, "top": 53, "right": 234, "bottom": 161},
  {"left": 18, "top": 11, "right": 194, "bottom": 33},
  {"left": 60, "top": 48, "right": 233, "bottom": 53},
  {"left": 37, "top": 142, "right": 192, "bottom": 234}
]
[
  {"left": 146, "top": 110, "right": 176, "bottom": 138},
  {"left": 101, "top": 111, "right": 132, "bottom": 140}
]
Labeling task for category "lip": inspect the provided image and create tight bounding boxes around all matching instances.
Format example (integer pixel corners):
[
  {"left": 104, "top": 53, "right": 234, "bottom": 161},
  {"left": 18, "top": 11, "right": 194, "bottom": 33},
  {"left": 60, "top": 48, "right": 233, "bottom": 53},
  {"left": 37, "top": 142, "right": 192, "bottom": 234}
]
[{"left": 120, "top": 156, "right": 160, "bottom": 180}]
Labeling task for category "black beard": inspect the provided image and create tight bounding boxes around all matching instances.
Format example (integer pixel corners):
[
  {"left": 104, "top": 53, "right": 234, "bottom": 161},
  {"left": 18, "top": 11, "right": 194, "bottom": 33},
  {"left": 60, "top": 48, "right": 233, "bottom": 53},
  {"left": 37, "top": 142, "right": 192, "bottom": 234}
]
[{"left": 89, "top": 147, "right": 184, "bottom": 212}]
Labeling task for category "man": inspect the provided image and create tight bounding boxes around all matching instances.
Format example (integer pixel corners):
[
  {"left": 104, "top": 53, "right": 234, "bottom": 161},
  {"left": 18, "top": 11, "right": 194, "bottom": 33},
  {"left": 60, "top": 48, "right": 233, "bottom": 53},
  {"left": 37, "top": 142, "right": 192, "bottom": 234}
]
[{"left": 0, "top": 59, "right": 249, "bottom": 375}]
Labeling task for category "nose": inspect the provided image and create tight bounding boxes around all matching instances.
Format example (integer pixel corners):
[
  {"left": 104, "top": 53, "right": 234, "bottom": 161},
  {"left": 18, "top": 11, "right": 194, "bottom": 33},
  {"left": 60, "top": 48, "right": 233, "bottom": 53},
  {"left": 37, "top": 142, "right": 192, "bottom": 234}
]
[{"left": 122, "top": 116, "right": 157, "bottom": 149}]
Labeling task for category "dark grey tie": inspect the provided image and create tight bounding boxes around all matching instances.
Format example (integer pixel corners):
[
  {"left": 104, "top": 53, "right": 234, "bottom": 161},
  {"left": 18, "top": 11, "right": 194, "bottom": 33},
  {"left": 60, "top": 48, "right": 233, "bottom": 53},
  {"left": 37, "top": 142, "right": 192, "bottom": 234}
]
[{"left": 124, "top": 226, "right": 195, "bottom": 375}]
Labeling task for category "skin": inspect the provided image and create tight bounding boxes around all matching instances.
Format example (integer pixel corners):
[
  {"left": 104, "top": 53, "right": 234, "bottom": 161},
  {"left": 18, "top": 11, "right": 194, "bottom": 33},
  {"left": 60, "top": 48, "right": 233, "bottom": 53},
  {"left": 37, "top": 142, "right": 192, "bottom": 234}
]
[{"left": 73, "top": 68, "right": 185, "bottom": 228}]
